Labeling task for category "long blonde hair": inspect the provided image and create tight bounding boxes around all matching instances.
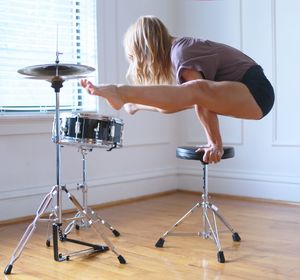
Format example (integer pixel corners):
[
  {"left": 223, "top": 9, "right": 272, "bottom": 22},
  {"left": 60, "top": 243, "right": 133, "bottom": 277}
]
[{"left": 123, "top": 16, "right": 174, "bottom": 85}]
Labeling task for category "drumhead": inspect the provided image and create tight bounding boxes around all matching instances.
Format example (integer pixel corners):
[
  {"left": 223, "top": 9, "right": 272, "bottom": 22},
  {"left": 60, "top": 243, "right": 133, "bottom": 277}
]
[{"left": 60, "top": 112, "right": 123, "bottom": 124}]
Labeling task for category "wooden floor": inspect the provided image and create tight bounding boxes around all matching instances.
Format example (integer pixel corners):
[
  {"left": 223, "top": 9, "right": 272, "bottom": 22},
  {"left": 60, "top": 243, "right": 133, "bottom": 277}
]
[{"left": 1, "top": 191, "right": 300, "bottom": 280}]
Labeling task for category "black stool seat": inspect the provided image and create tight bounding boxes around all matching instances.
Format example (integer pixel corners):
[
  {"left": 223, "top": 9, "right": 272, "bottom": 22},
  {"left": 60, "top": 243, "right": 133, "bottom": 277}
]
[{"left": 176, "top": 146, "right": 235, "bottom": 162}]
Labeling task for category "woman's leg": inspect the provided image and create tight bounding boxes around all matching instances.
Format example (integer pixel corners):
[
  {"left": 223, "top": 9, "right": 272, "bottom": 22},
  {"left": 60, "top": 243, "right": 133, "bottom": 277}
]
[{"left": 81, "top": 79, "right": 263, "bottom": 120}]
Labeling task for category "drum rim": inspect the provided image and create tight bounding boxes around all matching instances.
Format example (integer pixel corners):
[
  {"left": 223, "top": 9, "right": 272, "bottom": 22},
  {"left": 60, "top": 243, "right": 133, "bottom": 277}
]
[
  {"left": 58, "top": 136, "right": 123, "bottom": 148},
  {"left": 60, "top": 112, "right": 124, "bottom": 124}
]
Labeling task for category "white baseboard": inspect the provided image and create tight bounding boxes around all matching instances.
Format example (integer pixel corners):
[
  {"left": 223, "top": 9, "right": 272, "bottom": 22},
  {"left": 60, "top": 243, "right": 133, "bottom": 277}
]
[
  {"left": 2, "top": 165, "right": 299, "bottom": 221},
  {"left": 0, "top": 167, "right": 177, "bottom": 221},
  {"left": 178, "top": 166, "right": 300, "bottom": 203}
]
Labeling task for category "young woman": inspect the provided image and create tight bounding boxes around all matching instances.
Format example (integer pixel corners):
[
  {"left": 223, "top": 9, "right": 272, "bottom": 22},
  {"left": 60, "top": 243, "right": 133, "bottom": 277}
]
[{"left": 81, "top": 15, "right": 274, "bottom": 164}]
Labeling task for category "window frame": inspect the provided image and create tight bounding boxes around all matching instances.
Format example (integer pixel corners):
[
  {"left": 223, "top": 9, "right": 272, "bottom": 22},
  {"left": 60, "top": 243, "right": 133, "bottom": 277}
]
[{"left": 0, "top": 0, "right": 101, "bottom": 135}]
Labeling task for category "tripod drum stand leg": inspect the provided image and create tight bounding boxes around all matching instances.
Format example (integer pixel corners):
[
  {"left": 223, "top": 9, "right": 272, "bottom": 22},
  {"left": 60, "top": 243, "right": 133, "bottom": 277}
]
[
  {"left": 4, "top": 186, "right": 58, "bottom": 275},
  {"left": 63, "top": 187, "right": 126, "bottom": 264},
  {"left": 8, "top": 59, "right": 125, "bottom": 274}
]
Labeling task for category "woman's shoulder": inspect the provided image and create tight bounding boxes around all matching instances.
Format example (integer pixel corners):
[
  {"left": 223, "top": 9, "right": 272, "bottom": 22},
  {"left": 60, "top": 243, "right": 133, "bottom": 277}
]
[
  {"left": 172, "top": 37, "right": 205, "bottom": 47},
  {"left": 171, "top": 37, "right": 210, "bottom": 54},
  {"left": 171, "top": 37, "right": 208, "bottom": 60}
]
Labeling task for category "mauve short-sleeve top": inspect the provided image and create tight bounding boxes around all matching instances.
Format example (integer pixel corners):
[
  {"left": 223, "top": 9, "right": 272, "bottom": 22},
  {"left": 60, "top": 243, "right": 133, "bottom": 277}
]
[{"left": 171, "top": 37, "right": 257, "bottom": 84}]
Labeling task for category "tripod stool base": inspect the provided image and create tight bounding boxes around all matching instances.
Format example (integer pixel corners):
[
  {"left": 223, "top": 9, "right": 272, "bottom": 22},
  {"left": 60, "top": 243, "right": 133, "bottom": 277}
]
[{"left": 154, "top": 199, "right": 241, "bottom": 263}]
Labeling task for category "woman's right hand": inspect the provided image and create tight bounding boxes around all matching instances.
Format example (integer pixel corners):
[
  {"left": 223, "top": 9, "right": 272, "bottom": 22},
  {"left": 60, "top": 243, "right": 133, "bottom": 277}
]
[
  {"left": 81, "top": 79, "right": 97, "bottom": 95},
  {"left": 196, "top": 144, "right": 224, "bottom": 164},
  {"left": 124, "top": 103, "right": 139, "bottom": 115}
]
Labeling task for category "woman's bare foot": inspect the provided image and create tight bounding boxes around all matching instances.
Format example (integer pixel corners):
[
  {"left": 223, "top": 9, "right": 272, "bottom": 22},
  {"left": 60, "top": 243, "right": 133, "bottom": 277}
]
[
  {"left": 81, "top": 79, "right": 124, "bottom": 110},
  {"left": 94, "top": 84, "right": 125, "bottom": 110}
]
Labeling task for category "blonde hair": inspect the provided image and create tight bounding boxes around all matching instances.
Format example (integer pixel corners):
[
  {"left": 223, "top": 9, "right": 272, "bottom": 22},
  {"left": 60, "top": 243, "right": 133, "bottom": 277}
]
[{"left": 123, "top": 15, "right": 174, "bottom": 85}]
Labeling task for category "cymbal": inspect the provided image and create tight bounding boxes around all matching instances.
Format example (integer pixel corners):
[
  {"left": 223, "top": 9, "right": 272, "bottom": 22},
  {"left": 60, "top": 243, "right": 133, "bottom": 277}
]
[
  {"left": 18, "top": 64, "right": 95, "bottom": 79},
  {"left": 22, "top": 75, "right": 92, "bottom": 81}
]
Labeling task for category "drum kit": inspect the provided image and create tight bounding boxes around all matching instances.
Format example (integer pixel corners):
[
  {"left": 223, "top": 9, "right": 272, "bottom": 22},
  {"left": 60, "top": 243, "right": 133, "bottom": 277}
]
[{"left": 4, "top": 51, "right": 126, "bottom": 275}]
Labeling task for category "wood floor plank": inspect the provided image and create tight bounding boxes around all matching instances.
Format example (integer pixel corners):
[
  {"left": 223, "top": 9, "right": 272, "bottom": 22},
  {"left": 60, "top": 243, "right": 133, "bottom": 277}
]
[{"left": 0, "top": 191, "right": 300, "bottom": 279}]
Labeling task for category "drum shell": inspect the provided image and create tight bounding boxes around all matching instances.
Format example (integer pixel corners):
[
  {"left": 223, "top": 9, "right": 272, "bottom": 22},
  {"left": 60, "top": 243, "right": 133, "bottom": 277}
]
[{"left": 53, "top": 113, "right": 124, "bottom": 148}]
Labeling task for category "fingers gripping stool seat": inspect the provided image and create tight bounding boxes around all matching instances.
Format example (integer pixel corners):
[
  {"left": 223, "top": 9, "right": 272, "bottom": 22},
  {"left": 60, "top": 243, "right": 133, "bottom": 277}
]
[{"left": 155, "top": 146, "right": 241, "bottom": 263}]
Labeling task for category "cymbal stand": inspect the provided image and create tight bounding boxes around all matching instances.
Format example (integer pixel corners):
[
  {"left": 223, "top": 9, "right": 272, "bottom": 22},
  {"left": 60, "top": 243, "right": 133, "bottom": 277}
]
[
  {"left": 64, "top": 147, "right": 120, "bottom": 238},
  {"left": 4, "top": 59, "right": 126, "bottom": 275},
  {"left": 49, "top": 80, "right": 125, "bottom": 264}
]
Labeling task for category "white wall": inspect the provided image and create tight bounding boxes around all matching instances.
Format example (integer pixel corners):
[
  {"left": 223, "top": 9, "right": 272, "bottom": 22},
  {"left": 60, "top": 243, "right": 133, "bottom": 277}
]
[
  {"left": 0, "top": 0, "right": 179, "bottom": 221},
  {"left": 1, "top": 0, "right": 299, "bottom": 222},
  {"left": 175, "top": 0, "right": 300, "bottom": 202}
]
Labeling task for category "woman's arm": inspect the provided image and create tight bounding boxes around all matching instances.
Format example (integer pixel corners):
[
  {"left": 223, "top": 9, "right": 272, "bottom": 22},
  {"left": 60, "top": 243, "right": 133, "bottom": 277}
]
[
  {"left": 181, "top": 69, "right": 224, "bottom": 163},
  {"left": 194, "top": 105, "right": 224, "bottom": 163}
]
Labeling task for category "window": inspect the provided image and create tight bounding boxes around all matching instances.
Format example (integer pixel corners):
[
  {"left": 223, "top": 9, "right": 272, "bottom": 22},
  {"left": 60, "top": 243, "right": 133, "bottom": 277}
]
[{"left": 0, "top": 0, "right": 97, "bottom": 113}]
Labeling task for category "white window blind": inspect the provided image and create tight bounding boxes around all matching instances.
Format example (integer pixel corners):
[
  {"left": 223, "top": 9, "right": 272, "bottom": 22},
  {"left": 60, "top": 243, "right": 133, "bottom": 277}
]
[{"left": 0, "top": 0, "right": 97, "bottom": 113}]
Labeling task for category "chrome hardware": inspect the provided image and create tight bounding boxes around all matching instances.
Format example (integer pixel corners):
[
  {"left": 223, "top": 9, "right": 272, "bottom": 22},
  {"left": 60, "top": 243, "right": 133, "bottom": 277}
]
[
  {"left": 110, "top": 122, "right": 115, "bottom": 138},
  {"left": 75, "top": 117, "right": 81, "bottom": 135},
  {"left": 94, "top": 123, "right": 100, "bottom": 139}
]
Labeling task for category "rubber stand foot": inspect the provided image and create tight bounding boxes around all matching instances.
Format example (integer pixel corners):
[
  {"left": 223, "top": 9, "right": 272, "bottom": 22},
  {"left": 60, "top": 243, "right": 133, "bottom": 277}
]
[
  {"left": 217, "top": 251, "right": 225, "bottom": 263},
  {"left": 75, "top": 224, "right": 80, "bottom": 230},
  {"left": 112, "top": 229, "right": 120, "bottom": 237},
  {"left": 4, "top": 264, "right": 13, "bottom": 275},
  {"left": 155, "top": 238, "right": 165, "bottom": 248},
  {"left": 118, "top": 255, "right": 126, "bottom": 264},
  {"left": 232, "top": 232, "right": 241, "bottom": 242},
  {"left": 46, "top": 239, "right": 51, "bottom": 247}
]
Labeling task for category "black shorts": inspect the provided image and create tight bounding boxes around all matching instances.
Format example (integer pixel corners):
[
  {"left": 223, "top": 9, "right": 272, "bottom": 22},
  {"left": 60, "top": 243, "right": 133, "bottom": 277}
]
[{"left": 240, "top": 65, "right": 275, "bottom": 118}]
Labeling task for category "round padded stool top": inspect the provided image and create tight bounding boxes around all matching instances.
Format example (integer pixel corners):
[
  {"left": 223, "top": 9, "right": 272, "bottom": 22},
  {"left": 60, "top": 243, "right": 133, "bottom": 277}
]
[{"left": 176, "top": 146, "right": 235, "bottom": 163}]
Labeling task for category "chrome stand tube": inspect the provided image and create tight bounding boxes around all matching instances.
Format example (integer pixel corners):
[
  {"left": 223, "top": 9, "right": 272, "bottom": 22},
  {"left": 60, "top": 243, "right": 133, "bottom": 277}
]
[
  {"left": 64, "top": 147, "right": 120, "bottom": 237},
  {"left": 54, "top": 85, "right": 63, "bottom": 224}
]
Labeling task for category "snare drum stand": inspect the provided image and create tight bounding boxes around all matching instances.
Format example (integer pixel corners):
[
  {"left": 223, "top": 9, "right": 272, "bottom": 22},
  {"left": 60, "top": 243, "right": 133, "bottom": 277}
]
[
  {"left": 4, "top": 59, "right": 126, "bottom": 275},
  {"left": 64, "top": 147, "right": 120, "bottom": 238}
]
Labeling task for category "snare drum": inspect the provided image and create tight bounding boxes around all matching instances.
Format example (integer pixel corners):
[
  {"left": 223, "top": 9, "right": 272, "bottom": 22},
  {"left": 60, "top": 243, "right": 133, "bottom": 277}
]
[{"left": 53, "top": 113, "right": 124, "bottom": 149}]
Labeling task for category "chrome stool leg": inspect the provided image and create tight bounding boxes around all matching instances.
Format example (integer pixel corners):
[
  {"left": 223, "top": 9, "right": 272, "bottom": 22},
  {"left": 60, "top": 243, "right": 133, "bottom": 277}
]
[{"left": 155, "top": 161, "right": 241, "bottom": 263}]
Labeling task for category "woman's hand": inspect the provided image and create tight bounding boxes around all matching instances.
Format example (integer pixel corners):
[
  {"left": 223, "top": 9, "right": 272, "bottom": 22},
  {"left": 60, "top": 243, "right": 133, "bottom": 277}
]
[
  {"left": 124, "top": 103, "right": 139, "bottom": 115},
  {"left": 196, "top": 144, "right": 224, "bottom": 164},
  {"left": 81, "top": 79, "right": 97, "bottom": 95}
]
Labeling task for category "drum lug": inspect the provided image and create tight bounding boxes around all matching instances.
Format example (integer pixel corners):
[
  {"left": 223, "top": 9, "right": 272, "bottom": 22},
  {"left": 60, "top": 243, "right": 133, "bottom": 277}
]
[
  {"left": 94, "top": 123, "right": 100, "bottom": 139},
  {"left": 110, "top": 123, "right": 115, "bottom": 138},
  {"left": 75, "top": 119, "right": 81, "bottom": 135}
]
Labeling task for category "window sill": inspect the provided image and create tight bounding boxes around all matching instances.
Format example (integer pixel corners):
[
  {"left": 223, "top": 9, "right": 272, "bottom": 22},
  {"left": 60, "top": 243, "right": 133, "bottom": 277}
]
[{"left": 0, "top": 113, "right": 55, "bottom": 136}]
